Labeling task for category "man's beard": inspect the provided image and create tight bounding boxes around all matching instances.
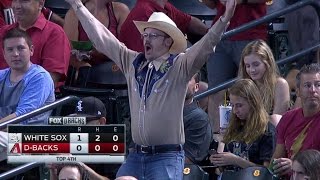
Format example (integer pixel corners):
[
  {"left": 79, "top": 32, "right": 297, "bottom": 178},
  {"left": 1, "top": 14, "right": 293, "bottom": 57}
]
[{"left": 185, "top": 92, "right": 194, "bottom": 101}]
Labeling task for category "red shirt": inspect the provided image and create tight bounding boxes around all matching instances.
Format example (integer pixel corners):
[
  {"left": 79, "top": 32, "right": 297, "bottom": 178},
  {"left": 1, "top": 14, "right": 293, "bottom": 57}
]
[
  {"left": 276, "top": 108, "right": 320, "bottom": 158},
  {"left": 0, "top": 13, "right": 71, "bottom": 82},
  {"left": 119, "top": 0, "right": 191, "bottom": 52},
  {"left": 213, "top": 2, "right": 267, "bottom": 41},
  {"left": 0, "top": 0, "right": 14, "bottom": 27},
  {"left": 79, "top": 2, "right": 118, "bottom": 40}
]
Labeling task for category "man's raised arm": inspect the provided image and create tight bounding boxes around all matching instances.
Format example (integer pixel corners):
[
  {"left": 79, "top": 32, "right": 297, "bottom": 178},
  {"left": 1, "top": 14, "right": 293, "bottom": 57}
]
[{"left": 182, "top": 0, "right": 236, "bottom": 79}]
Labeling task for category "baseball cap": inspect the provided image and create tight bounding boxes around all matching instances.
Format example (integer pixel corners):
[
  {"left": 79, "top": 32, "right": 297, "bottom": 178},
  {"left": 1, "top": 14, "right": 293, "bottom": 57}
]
[{"left": 74, "top": 97, "right": 106, "bottom": 118}]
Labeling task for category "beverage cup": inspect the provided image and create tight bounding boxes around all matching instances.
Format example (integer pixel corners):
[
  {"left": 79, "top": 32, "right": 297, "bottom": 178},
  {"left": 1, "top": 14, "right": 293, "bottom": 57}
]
[{"left": 219, "top": 105, "right": 232, "bottom": 133}]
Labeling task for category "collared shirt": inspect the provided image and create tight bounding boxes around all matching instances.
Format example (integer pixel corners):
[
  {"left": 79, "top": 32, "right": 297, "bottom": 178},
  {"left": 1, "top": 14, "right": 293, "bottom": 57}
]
[
  {"left": 75, "top": 4, "right": 227, "bottom": 145},
  {"left": 0, "top": 13, "right": 71, "bottom": 82},
  {"left": 0, "top": 0, "right": 14, "bottom": 27},
  {"left": 119, "top": 0, "right": 191, "bottom": 52}
]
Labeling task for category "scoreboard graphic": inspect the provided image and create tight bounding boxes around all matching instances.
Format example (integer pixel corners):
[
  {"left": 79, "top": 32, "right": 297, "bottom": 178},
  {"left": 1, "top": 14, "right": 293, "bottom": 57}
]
[{"left": 7, "top": 125, "right": 125, "bottom": 163}]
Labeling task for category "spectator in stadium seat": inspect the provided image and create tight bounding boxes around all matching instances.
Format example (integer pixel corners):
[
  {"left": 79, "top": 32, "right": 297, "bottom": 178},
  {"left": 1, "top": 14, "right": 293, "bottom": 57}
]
[
  {"left": 119, "top": 0, "right": 209, "bottom": 52},
  {"left": 184, "top": 72, "right": 212, "bottom": 164},
  {"left": 209, "top": 79, "right": 275, "bottom": 171},
  {"left": 64, "top": 0, "right": 129, "bottom": 69},
  {"left": 50, "top": 162, "right": 107, "bottom": 180},
  {"left": 57, "top": 163, "right": 84, "bottom": 180},
  {"left": 0, "top": 28, "right": 54, "bottom": 167},
  {"left": 64, "top": 0, "right": 235, "bottom": 178},
  {"left": 49, "top": 162, "right": 106, "bottom": 180},
  {"left": 49, "top": 97, "right": 135, "bottom": 180},
  {"left": 271, "top": 64, "right": 320, "bottom": 177},
  {"left": 0, "top": 0, "right": 71, "bottom": 89},
  {"left": 292, "top": 149, "right": 320, "bottom": 180},
  {"left": 0, "top": 0, "right": 65, "bottom": 28},
  {"left": 200, "top": 0, "right": 268, "bottom": 133},
  {"left": 64, "top": 0, "right": 129, "bottom": 42},
  {"left": 0, "top": 28, "right": 55, "bottom": 124},
  {"left": 49, "top": 96, "right": 108, "bottom": 180},
  {"left": 238, "top": 39, "right": 290, "bottom": 126},
  {"left": 70, "top": 96, "right": 107, "bottom": 125},
  {"left": 54, "top": 162, "right": 137, "bottom": 180},
  {"left": 53, "top": 162, "right": 137, "bottom": 180}
]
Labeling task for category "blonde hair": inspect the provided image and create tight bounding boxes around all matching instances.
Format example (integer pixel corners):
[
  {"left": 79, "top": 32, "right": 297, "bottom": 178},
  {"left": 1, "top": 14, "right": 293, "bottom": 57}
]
[
  {"left": 238, "top": 40, "right": 279, "bottom": 113},
  {"left": 223, "top": 79, "right": 269, "bottom": 144}
]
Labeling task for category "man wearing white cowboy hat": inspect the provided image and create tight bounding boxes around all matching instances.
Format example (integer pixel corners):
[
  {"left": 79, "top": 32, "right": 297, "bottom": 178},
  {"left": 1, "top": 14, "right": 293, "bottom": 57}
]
[{"left": 64, "top": 0, "right": 236, "bottom": 179}]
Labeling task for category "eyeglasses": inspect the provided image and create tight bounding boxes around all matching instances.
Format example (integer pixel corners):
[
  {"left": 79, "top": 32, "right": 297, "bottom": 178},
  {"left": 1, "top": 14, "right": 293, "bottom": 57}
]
[{"left": 141, "top": 33, "right": 168, "bottom": 40}]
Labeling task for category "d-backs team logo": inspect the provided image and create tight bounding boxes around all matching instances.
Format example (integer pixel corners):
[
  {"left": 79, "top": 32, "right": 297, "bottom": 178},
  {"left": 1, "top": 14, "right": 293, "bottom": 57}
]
[{"left": 9, "top": 133, "right": 21, "bottom": 154}]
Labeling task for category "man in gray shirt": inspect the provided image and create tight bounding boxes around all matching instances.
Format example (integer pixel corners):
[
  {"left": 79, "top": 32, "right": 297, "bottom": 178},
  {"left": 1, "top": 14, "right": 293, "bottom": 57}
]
[
  {"left": 64, "top": 0, "right": 236, "bottom": 178},
  {"left": 184, "top": 72, "right": 212, "bottom": 164}
]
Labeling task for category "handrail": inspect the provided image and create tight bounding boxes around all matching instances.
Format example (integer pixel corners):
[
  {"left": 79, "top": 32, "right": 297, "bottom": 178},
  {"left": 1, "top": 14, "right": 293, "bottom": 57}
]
[
  {"left": 0, "top": 162, "right": 41, "bottom": 179},
  {"left": 223, "top": 0, "right": 320, "bottom": 39},
  {"left": 277, "top": 43, "right": 320, "bottom": 66},
  {"left": 195, "top": 0, "right": 320, "bottom": 100},
  {"left": 0, "top": 95, "right": 79, "bottom": 130},
  {"left": 0, "top": 95, "right": 79, "bottom": 178},
  {"left": 195, "top": 43, "right": 320, "bottom": 100},
  {"left": 195, "top": 78, "right": 237, "bottom": 100}
]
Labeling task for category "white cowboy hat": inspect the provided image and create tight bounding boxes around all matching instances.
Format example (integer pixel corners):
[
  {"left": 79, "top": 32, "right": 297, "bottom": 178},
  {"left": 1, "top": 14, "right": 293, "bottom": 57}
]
[{"left": 134, "top": 12, "right": 187, "bottom": 54}]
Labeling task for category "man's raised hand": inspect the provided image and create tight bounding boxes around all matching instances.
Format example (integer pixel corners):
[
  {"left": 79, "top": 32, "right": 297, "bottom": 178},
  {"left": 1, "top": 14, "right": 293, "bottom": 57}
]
[{"left": 221, "top": 0, "right": 237, "bottom": 22}]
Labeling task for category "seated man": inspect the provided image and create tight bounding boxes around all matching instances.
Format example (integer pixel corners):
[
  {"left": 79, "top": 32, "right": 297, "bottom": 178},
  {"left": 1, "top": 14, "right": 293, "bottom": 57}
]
[
  {"left": 57, "top": 163, "right": 85, "bottom": 180},
  {"left": 0, "top": 28, "right": 55, "bottom": 124},
  {"left": 184, "top": 72, "right": 212, "bottom": 164},
  {"left": 0, "top": 28, "right": 54, "bottom": 168},
  {"left": 54, "top": 162, "right": 137, "bottom": 180},
  {"left": 50, "top": 97, "right": 135, "bottom": 179},
  {"left": 72, "top": 96, "right": 107, "bottom": 124},
  {"left": 0, "top": 0, "right": 70, "bottom": 89},
  {"left": 272, "top": 63, "right": 320, "bottom": 177},
  {"left": 49, "top": 96, "right": 108, "bottom": 180}
]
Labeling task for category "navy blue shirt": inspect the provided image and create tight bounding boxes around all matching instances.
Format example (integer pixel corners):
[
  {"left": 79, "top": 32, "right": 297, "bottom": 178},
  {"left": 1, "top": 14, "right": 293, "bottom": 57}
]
[{"left": 225, "top": 122, "right": 276, "bottom": 170}]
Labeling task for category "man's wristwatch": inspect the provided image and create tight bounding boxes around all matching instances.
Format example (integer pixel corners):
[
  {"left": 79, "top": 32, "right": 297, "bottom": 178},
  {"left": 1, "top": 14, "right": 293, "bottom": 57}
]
[{"left": 220, "top": 16, "right": 228, "bottom": 23}]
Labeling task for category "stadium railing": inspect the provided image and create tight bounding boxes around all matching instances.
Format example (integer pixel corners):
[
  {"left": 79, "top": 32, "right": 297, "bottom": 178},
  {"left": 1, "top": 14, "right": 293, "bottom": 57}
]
[
  {"left": 195, "top": 0, "right": 320, "bottom": 101},
  {"left": 0, "top": 95, "right": 79, "bottom": 179}
]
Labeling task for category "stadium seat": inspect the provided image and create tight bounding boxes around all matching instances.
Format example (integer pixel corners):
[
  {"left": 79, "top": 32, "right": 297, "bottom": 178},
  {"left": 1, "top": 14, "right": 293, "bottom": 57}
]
[
  {"left": 45, "top": 0, "right": 70, "bottom": 17},
  {"left": 183, "top": 164, "right": 209, "bottom": 180},
  {"left": 76, "top": 62, "right": 127, "bottom": 89},
  {"left": 169, "top": 0, "right": 216, "bottom": 20}
]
